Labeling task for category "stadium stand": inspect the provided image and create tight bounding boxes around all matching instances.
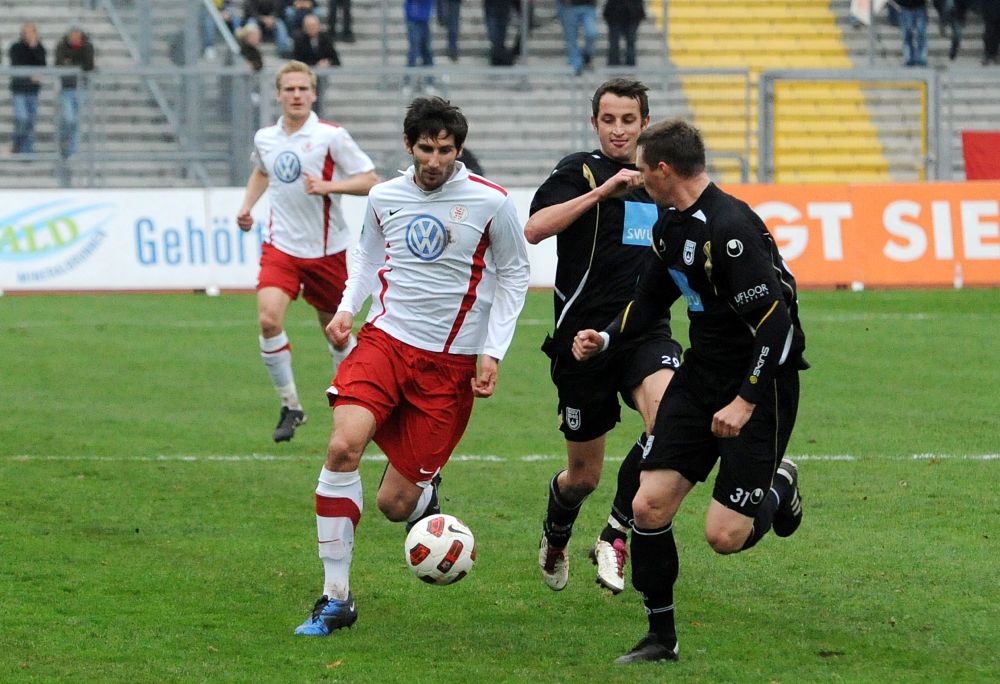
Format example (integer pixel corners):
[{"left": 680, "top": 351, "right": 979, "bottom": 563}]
[{"left": 0, "top": 0, "right": 995, "bottom": 188}]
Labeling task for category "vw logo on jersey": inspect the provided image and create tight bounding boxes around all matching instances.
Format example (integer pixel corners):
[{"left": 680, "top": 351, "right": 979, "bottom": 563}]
[
  {"left": 405, "top": 214, "right": 448, "bottom": 261},
  {"left": 273, "top": 151, "right": 301, "bottom": 183}
]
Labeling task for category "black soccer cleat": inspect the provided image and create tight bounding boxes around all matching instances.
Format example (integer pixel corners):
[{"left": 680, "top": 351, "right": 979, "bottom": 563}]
[
  {"left": 614, "top": 632, "right": 679, "bottom": 664},
  {"left": 772, "top": 458, "right": 803, "bottom": 538},
  {"left": 273, "top": 407, "right": 306, "bottom": 443}
]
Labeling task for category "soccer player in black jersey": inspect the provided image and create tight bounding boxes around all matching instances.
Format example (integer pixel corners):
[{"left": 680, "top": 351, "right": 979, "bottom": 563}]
[
  {"left": 573, "top": 118, "right": 807, "bottom": 663},
  {"left": 526, "top": 79, "right": 683, "bottom": 595}
]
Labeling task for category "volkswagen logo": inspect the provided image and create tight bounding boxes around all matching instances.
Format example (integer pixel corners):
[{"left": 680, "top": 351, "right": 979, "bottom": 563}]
[
  {"left": 405, "top": 215, "right": 448, "bottom": 261},
  {"left": 273, "top": 151, "right": 301, "bottom": 183}
]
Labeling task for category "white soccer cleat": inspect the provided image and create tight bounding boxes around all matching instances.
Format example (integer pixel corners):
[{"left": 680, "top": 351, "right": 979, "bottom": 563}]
[
  {"left": 538, "top": 536, "right": 569, "bottom": 591},
  {"left": 589, "top": 537, "right": 628, "bottom": 594}
]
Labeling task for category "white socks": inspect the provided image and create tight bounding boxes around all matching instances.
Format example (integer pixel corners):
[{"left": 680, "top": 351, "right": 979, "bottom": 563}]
[
  {"left": 260, "top": 331, "right": 300, "bottom": 409},
  {"left": 328, "top": 333, "right": 357, "bottom": 372},
  {"left": 406, "top": 480, "right": 436, "bottom": 526},
  {"left": 315, "top": 467, "right": 363, "bottom": 600}
]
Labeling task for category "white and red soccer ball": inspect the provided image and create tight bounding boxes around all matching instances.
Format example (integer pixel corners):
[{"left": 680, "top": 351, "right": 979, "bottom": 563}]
[{"left": 404, "top": 514, "right": 476, "bottom": 585}]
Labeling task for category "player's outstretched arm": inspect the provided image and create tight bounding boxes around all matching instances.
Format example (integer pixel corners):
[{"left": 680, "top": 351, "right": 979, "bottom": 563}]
[
  {"left": 524, "top": 168, "right": 641, "bottom": 244},
  {"left": 471, "top": 355, "right": 498, "bottom": 398},
  {"left": 572, "top": 329, "right": 606, "bottom": 361},
  {"left": 304, "top": 170, "right": 380, "bottom": 197}
]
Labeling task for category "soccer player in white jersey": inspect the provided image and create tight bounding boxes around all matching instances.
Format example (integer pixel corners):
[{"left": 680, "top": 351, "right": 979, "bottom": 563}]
[
  {"left": 236, "top": 61, "right": 379, "bottom": 443},
  {"left": 294, "top": 96, "right": 530, "bottom": 636}
]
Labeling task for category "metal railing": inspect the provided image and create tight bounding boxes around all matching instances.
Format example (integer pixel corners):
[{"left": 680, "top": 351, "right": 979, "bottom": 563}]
[{"left": 1, "top": 62, "right": 998, "bottom": 188}]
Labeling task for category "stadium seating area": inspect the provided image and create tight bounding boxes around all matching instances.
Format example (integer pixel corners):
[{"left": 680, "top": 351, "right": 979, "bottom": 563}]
[{"left": 0, "top": 0, "right": 997, "bottom": 188}]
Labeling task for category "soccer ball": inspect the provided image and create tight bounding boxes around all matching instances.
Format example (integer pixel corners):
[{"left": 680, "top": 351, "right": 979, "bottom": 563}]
[{"left": 404, "top": 513, "right": 476, "bottom": 585}]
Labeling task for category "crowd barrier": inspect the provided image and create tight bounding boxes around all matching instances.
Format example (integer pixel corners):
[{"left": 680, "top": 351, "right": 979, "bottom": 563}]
[{"left": 2, "top": 182, "right": 997, "bottom": 293}]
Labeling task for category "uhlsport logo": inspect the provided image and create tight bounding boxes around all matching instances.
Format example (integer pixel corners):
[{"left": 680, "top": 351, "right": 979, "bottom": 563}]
[
  {"left": 0, "top": 199, "right": 113, "bottom": 284},
  {"left": 274, "top": 151, "right": 301, "bottom": 183},
  {"left": 405, "top": 214, "right": 448, "bottom": 261}
]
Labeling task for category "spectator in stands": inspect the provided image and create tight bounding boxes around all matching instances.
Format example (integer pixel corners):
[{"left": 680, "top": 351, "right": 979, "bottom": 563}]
[
  {"left": 982, "top": 0, "right": 1000, "bottom": 65},
  {"left": 54, "top": 25, "right": 95, "bottom": 158},
  {"left": 484, "top": 0, "right": 516, "bottom": 65},
  {"left": 293, "top": 14, "right": 341, "bottom": 67},
  {"left": 9, "top": 22, "right": 47, "bottom": 154},
  {"left": 202, "top": 0, "right": 242, "bottom": 60},
  {"left": 560, "top": 0, "right": 599, "bottom": 75},
  {"left": 933, "top": 0, "right": 969, "bottom": 61},
  {"left": 328, "top": 0, "right": 356, "bottom": 42},
  {"left": 237, "top": 22, "right": 265, "bottom": 72},
  {"left": 292, "top": 13, "right": 340, "bottom": 115},
  {"left": 603, "top": 0, "right": 644, "bottom": 66},
  {"left": 897, "top": 0, "right": 929, "bottom": 67},
  {"left": 405, "top": 0, "right": 435, "bottom": 89},
  {"left": 437, "top": 0, "right": 461, "bottom": 61},
  {"left": 244, "top": 0, "right": 294, "bottom": 56},
  {"left": 285, "top": 0, "right": 319, "bottom": 36}
]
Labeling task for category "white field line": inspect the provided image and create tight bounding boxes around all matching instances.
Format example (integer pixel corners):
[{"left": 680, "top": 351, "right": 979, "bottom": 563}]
[
  {"left": 6, "top": 312, "right": 997, "bottom": 330},
  {"left": 5, "top": 453, "right": 999, "bottom": 463}
]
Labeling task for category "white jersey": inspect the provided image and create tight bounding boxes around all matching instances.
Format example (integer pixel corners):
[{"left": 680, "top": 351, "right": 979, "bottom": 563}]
[
  {"left": 252, "top": 111, "right": 375, "bottom": 258},
  {"left": 339, "top": 162, "right": 530, "bottom": 359}
]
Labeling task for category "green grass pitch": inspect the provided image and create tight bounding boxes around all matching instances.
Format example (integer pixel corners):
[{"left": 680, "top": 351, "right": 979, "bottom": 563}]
[{"left": 1, "top": 288, "right": 998, "bottom": 682}]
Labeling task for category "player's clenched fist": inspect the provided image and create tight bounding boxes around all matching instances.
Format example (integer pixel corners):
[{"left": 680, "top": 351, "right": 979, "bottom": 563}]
[
  {"left": 236, "top": 207, "right": 254, "bottom": 231},
  {"left": 572, "top": 329, "right": 606, "bottom": 361},
  {"left": 303, "top": 172, "right": 330, "bottom": 196}
]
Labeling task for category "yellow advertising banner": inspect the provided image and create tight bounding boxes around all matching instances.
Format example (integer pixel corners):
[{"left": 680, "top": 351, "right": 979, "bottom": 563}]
[{"left": 725, "top": 181, "right": 1000, "bottom": 288}]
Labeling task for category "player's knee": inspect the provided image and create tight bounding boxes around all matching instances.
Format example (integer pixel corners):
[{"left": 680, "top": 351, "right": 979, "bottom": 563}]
[
  {"left": 375, "top": 490, "right": 410, "bottom": 522},
  {"left": 632, "top": 493, "right": 670, "bottom": 529},
  {"left": 258, "top": 311, "right": 282, "bottom": 337},
  {"left": 325, "top": 435, "right": 362, "bottom": 470},
  {"left": 705, "top": 526, "right": 746, "bottom": 555}
]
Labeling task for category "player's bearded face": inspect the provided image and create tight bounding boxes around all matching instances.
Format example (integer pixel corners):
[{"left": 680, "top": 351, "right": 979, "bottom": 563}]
[
  {"left": 593, "top": 93, "right": 649, "bottom": 164},
  {"left": 407, "top": 132, "right": 460, "bottom": 191}
]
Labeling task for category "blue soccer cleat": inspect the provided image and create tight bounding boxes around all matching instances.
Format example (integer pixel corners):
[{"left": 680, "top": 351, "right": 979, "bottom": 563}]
[{"left": 294, "top": 593, "right": 358, "bottom": 636}]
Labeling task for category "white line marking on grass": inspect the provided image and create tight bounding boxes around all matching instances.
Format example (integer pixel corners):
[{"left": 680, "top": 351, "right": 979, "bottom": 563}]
[{"left": 6, "top": 453, "right": 1000, "bottom": 463}]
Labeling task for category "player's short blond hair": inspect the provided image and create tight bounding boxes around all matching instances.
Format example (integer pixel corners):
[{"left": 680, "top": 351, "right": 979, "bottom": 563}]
[{"left": 275, "top": 60, "right": 317, "bottom": 92}]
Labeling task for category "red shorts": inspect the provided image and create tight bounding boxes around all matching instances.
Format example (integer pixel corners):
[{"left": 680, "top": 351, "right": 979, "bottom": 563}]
[
  {"left": 257, "top": 242, "right": 347, "bottom": 313},
  {"left": 328, "top": 324, "right": 477, "bottom": 485}
]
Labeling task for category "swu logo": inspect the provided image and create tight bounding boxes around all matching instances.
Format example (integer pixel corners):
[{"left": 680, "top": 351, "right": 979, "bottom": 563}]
[{"left": 405, "top": 215, "right": 447, "bottom": 261}]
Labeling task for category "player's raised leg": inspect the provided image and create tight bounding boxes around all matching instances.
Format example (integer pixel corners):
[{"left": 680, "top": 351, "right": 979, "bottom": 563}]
[{"left": 539, "top": 436, "right": 605, "bottom": 590}]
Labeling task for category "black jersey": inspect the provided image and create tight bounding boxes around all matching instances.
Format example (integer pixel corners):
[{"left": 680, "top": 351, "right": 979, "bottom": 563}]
[
  {"left": 608, "top": 183, "right": 807, "bottom": 404},
  {"left": 530, "top": 149, "right": 661, "bottom": 345}
]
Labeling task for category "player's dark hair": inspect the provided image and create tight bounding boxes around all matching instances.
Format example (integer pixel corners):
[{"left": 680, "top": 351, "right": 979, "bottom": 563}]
[
  {"left": 636, "top": 118, "right": 706, "bottom": 178},
  {"left": 591, "top": 78, "right": 650, "bottom": 119},
  {"left": 403, "top": 97, "right": 468, "bottom": 149}
]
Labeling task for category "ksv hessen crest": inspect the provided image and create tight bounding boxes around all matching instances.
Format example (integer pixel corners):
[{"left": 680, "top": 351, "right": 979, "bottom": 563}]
[
  {"left": 405, "top": 215, "right": 448, "bottom": 261},
  {"left": 274, "top": 151, "right": 301, "bottom": 183}
]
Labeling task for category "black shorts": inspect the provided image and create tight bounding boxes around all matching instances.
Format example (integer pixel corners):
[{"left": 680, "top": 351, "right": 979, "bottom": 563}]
[
  {"left": 643, "top": 364, "right": 800, "bottom": 516},
  {"left": 548, "top": 327, "right": 682, "bottom": 442}
]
